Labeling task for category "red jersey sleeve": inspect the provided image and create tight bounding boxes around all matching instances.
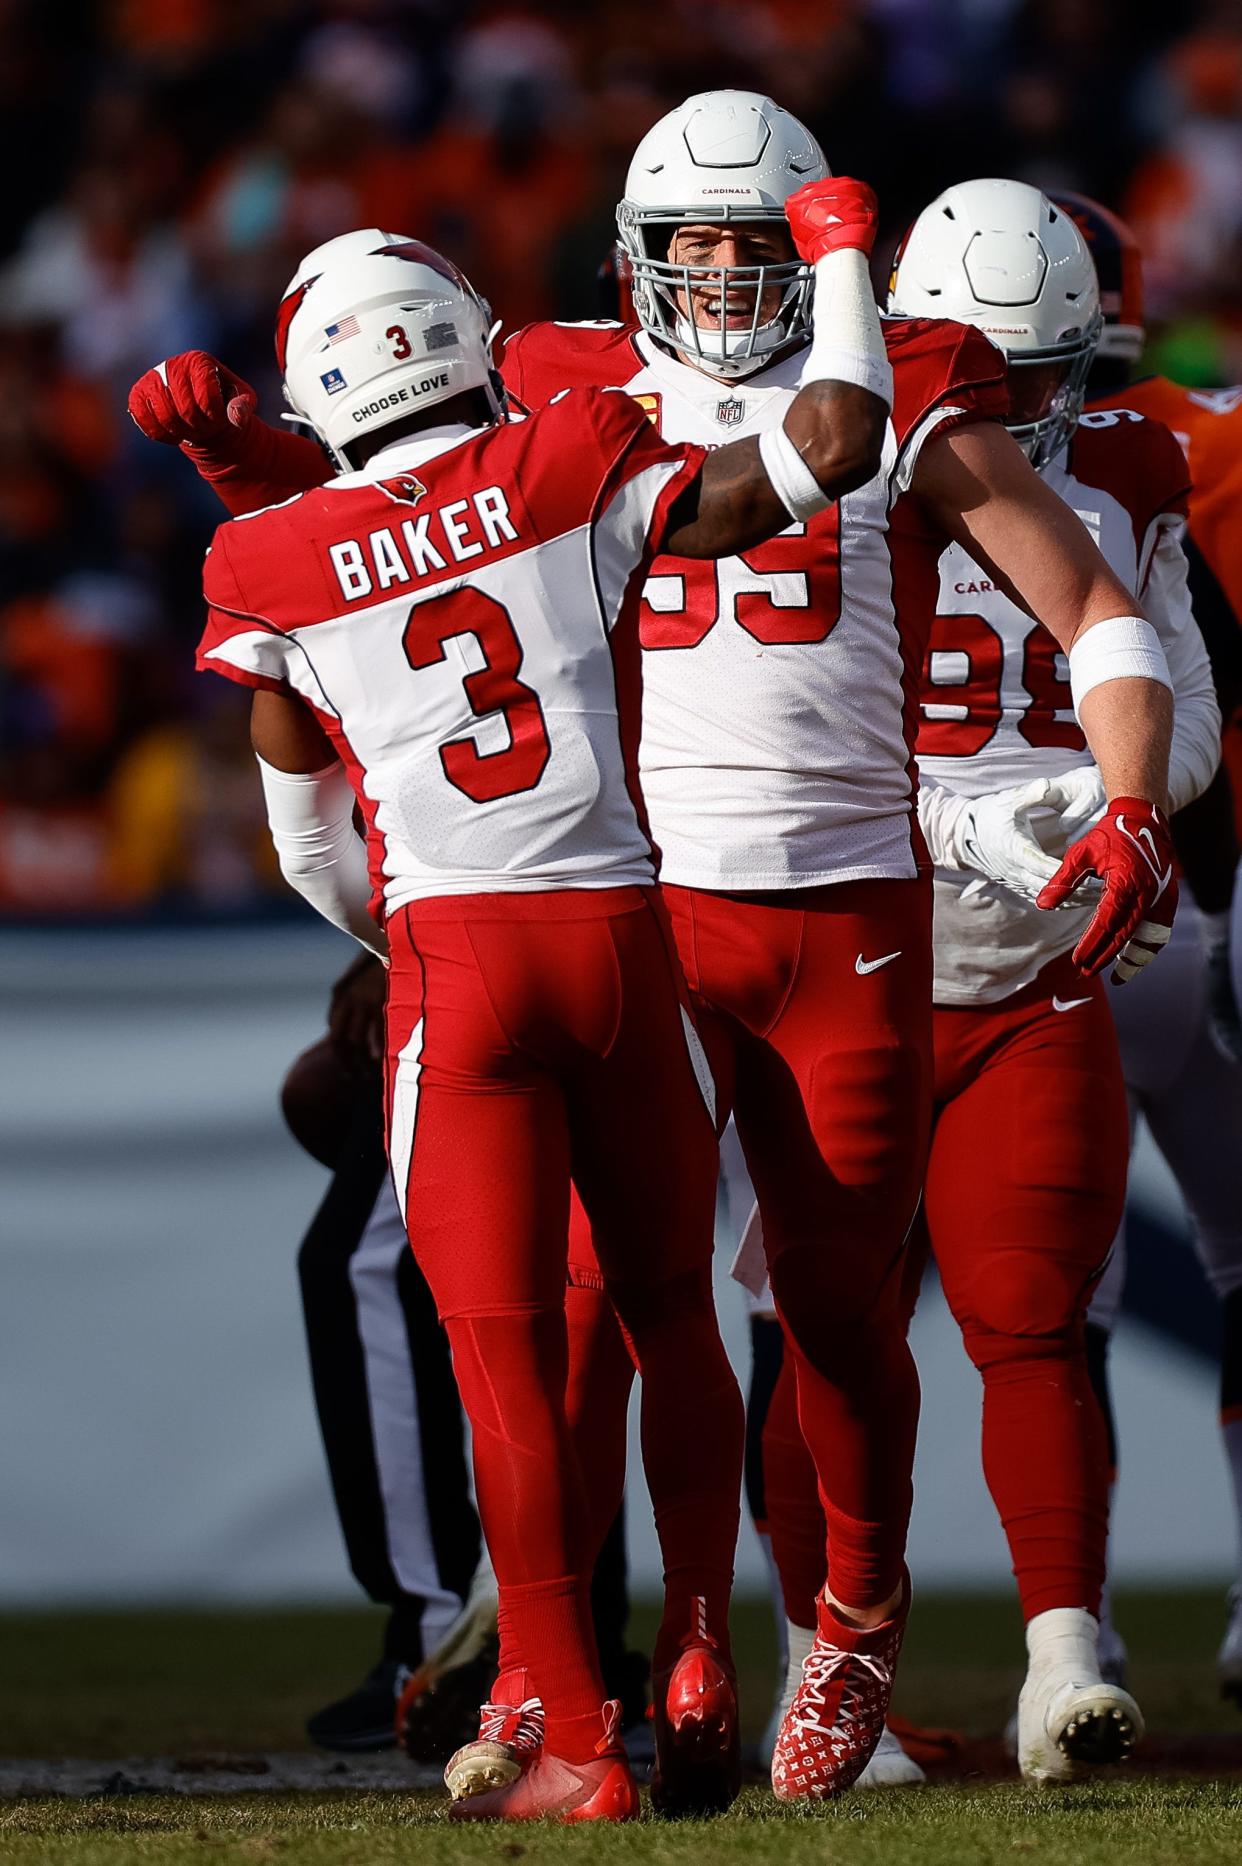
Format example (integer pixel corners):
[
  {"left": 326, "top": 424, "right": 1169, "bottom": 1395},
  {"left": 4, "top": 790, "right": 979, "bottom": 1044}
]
[
  {"left": 586, "top": 387, "right": 707, "bottom": 556},
  {"left": 500, "top": 320, "right": 645, "bottom": 413},
  {"left": 885, "top": 318, "right": 1010, "bottom": 490},
  {"left": 510, "top": 387, "right": 704, "bottom": 554},
  {"left": 560, "top": 386, "right": 705, "bottom": 572},
  {"left": 185, "top": 421, "right": 331, "bottom": 519},
  {"left": 1071, "top": 409, "right": 1192, "bottom": 547},
  {"left": 197, "top": 522, "right": 292, "bottom": 693}
]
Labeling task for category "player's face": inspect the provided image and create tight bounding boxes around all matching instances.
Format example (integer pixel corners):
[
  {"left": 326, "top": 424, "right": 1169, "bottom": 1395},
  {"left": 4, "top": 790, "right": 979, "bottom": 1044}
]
[
  {"left": 1005, "top": 358, "right": 1072, "bottom": 427},
  {"left": 666, "top": 222, "right": 795, "bottom": 334}
]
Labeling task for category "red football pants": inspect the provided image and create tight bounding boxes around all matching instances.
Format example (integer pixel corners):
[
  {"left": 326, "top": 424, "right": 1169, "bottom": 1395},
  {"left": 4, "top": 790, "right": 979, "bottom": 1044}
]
[
  {"left": 763, "top": 950, "right": 1128, "bottom": 1625},
  {"left": 385, "top": 887, "right": 742, "bottom": 1753},
  {"left": 568, "top": 876, "right": 933, "bottom": 1615}
]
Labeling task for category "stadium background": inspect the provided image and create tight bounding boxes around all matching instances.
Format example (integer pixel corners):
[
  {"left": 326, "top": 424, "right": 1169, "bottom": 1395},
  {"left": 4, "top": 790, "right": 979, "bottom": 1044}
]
[{"left": 2, "top": 0, "right": 1241, "bottom": 1613}]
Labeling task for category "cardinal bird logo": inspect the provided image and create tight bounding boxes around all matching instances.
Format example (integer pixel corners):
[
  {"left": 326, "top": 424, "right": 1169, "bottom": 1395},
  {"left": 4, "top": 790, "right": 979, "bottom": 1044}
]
[{"left": 378, "top": 474, "right": 428, "bottom": 507}]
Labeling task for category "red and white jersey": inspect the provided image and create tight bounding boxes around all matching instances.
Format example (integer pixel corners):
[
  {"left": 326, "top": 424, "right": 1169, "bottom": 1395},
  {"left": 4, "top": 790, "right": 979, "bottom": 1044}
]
[
  {"left": 920, "top": 411, "right": 1207, "bottom": 1004},
  {"left": 197, "top": 390, "right": 704, "bottom": 917},
  {"left": 503, "top": 318, "right": 1009, "bottom": 890}
]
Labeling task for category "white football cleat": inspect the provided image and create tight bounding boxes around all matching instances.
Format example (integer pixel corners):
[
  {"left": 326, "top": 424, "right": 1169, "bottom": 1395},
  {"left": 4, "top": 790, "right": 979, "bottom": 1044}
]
[
  {"left": 1218, "top": 1583, "right": 1242, "bottom": 1707},
  {"left": 854, "top": 1722, "right": 926, "bottom": 1788},
  {"left": 762, "top": 1618, "right": 814, "bottom": 1764},
  {"left": 1016, "top": 1608, "right": 1143, "bottom": 1785},
  {"left": 1095, "top": 1596, "right": 1129, "bottom": 1689}
]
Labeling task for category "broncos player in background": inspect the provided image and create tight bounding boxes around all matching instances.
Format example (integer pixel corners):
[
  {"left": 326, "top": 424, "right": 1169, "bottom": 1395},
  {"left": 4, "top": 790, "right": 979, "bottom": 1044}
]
[{"left": 1054, "top": 192, "right": 1242, "bottom": 1708}]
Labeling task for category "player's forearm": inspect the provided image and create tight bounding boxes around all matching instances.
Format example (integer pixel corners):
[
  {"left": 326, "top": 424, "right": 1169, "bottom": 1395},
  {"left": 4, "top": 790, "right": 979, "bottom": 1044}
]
[
  {"left": 1075, "top": 675, "right": 1173, "bottom": 811},
  {"left": 781, "top": 379, "right": 890, "bottom": 501},
  {"left": 257, "top": 756, "right": 388, "bottom": 959},
  {"left": 668, "top": 379, "right": 886, "bottom": 558},
  {"left": 189, "top": 420, "right": 331, "bottom": 517}
]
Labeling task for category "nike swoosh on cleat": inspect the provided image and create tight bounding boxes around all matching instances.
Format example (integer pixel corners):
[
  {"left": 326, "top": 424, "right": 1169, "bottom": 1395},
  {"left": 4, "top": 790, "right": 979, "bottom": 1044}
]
[
  {"left": 1051, "top": 996, "right": 1092, "bottom": 1012},
  {"left": 855, "top": 951, "right": 902, "bottom": 975}
]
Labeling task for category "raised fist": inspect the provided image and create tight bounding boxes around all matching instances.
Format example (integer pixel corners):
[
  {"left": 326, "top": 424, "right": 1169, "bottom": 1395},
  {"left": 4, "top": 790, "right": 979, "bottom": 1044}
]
[
  {"left": 785, "top": 178, "right": 881, "bottom": 264},
  {"left": 128, "top": 351, "right": 257, "bottom": 449},
  {"left": 1037, "top": 795, "right": 1178, "bottom": 983}
]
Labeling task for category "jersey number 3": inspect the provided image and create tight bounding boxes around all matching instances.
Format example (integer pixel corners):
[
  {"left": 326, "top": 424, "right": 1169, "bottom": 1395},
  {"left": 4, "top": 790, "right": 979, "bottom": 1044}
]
[{"left": 403, "top": 588, "right": 551, "bottom": 802}]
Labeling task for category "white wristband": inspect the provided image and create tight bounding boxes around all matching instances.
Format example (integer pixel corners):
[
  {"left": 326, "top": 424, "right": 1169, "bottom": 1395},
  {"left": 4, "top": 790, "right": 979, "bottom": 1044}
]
[
  {"left": 1068, "top": 615, "right": 1172, "bottom": 711},
  {"left": 758, "top": 422, "right": 831, "bottom": 523},
  {"left": 801, "top": 251, "right": 894, "bottom": 407}
]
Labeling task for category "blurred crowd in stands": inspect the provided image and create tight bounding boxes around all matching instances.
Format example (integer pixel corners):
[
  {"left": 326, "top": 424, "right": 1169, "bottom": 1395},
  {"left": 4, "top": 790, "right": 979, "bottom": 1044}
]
[{"left": 3, "top": 0, "right": 1241, "bottom": 917}]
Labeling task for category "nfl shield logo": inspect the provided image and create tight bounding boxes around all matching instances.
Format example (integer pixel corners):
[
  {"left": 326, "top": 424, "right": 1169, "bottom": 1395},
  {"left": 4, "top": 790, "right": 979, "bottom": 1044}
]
[
  {"left": 715, "top": 397, "right": 745, "bottom": 426},
  {"left": 320, "top": 367, "right": 347, "bottom": 396}
]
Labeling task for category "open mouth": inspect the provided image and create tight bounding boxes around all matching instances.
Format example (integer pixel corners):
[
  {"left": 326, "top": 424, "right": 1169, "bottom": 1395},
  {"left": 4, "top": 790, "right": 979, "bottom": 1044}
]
[{"left": 688, "top": 290, "right": 761, "bottom": 332}]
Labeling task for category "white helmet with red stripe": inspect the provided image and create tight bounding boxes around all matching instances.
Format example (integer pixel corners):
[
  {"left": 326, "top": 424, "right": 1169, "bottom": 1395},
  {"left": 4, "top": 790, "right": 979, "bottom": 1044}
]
[{"left": 277, "top": 229, "right": 502, "bottom": 469}]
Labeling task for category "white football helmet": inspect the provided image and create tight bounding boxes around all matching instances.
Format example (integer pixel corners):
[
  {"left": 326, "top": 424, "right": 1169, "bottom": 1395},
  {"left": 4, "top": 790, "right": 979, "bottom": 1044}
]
[
  {"left": 889, "top": 179, "right": 1102, "bottom": 470},
  {"left": 277, "top": 229, "right": 502, "bottom": 469},
  {"left": 617, "top": 90, "right": 828, "bottom": 380}
]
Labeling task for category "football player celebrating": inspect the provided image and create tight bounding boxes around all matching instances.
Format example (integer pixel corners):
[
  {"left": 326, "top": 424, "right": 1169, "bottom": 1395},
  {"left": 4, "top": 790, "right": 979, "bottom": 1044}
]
[
  {"left": 131, "top": 92, "right": 1179, "bottom": 1799},
  {"left": 180, "top": 197, "right": 895, "bottom": 1820},
  {"left": 751, "top": 179, "right": 1219, "bottom": 1788},
  {"left": 1052, "top": 193, "right": 1242, "bottom": 1708}
]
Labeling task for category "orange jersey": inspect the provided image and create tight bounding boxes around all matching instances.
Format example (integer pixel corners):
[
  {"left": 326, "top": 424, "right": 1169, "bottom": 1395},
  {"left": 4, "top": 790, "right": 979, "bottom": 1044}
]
[
  {"left": 1092, "top": 376, "right": 1242, "bottom": 833},
  {"left": 1091, "top": 377, "right": 1242, "bottom": 626}
]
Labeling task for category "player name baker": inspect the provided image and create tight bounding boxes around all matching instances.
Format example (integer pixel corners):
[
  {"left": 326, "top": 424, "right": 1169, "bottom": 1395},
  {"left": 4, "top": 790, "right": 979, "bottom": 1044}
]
[{"left": 329, "top": 487, "right": 520, "bottom": 598}]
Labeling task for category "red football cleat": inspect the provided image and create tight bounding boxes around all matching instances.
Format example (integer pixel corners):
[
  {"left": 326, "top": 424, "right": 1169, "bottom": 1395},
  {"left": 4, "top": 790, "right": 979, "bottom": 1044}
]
[
  {"left": 650, "top": 1622, "right": 740, "bottom": 1816},
  {"left": 448, "top": 1700, "right": 638, "bottom": 1822},
  {"left": 771, "top": 1574, "right": 910, "bottom": 1801}
]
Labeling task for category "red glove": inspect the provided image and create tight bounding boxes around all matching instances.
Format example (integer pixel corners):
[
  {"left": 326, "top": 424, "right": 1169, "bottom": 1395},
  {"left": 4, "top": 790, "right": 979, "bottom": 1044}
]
[
  {"left": 128, "top": 351, "right": 258, "bottom": 450},
  {"left": 785, "top": 178, "right": 881, "bottom": 263},
  {"left": 1037, "top": 796, "right": 1178, "bottom": 983},
  {"left": 127, "top": 350, "right": 330, "bottom": 516}
]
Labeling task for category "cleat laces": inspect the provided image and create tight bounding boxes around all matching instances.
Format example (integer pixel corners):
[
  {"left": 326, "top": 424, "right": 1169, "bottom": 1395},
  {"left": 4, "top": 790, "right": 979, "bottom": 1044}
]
[
  {"left": 789, "top": 1648, "right": 891, "bottom": 1741},
  {"left": 477, "top": 1696, "right": 545, "bottom": 1756}
]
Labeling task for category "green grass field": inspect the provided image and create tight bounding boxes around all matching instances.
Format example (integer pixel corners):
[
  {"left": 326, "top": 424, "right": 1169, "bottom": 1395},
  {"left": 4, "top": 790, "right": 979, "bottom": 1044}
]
[{"left": 3, "top": 1590, "right": 1241, "bottom": 1863}]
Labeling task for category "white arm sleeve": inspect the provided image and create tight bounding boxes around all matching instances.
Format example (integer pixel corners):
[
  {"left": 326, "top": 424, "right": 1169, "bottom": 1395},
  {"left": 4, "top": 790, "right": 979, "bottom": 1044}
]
[
  {"left": 256, "top": 755, "right": 388, "bottom": 959},
  {"left": 916, "top": 772, "right": 1061, "bottom": 899},
  {"left": 800, "top": 251, "right": 894, "bottom": 406},
  {"left": 915, "top": 774, "right": 973, "bottom": 868},
  {"left": 1140, "top": 517, "right": 1222, "bottom": 812}
]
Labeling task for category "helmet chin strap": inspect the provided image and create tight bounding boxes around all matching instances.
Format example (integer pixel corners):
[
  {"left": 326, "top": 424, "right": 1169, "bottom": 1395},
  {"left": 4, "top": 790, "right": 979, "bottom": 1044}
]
[
  {"left": 281, "top": 404, "right": 350, "bottom": 470},
  {"left": 666, "top": 310, "right": 808, "bottom": 383}
]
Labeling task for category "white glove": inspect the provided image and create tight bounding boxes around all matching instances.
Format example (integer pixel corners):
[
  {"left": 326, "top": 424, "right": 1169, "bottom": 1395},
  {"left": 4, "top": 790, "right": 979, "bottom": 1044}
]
[
  {"left": 1038, "top": 765, "right": 1107, "bottom": 855},
  {"left": 918, "top": 775, "right": 1063, "bottom": 903}
]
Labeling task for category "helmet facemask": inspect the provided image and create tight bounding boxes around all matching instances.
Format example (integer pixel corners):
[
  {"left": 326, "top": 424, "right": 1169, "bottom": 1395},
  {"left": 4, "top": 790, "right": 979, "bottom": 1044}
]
[
  {"left": 1002, "top": 312, "right": 1103, "bottom": 471},
  {"left": 617, "top": 202, "right": 812, "bottom": 380}
]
